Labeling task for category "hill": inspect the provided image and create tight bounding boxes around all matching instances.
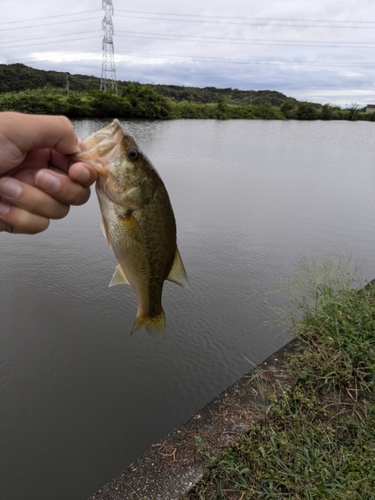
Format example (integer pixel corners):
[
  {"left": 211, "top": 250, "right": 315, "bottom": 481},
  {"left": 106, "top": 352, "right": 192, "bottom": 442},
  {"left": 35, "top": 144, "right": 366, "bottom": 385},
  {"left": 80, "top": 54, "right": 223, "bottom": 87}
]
[
  {"left": 0, "top": 63, "right": 100, "bottom": 93},
  {"left": 0, "top": 63, "right": 297, "bottom": 106}
]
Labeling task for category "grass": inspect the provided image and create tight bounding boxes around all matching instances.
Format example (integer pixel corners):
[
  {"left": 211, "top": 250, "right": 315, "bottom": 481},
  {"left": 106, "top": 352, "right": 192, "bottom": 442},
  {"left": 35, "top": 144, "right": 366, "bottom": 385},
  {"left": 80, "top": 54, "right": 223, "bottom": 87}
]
[{"left": 187, "top": 257, "right": 375, "bottom": 499}]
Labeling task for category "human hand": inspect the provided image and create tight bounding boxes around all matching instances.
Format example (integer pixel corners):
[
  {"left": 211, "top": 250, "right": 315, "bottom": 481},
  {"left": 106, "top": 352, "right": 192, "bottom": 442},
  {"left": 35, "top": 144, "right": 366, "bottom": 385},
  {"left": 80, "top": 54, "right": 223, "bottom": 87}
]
[{"left": 0, "top": 112, "right": 97, "bottom": 234}]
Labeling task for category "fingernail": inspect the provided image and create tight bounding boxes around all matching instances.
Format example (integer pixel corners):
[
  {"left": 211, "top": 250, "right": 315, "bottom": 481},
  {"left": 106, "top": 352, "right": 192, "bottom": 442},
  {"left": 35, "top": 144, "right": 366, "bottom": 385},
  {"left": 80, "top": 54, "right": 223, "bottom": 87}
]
[
  {"left": 0, "top": 178, "right": 22, "bottom": 199},
  {"left": 0, "top": 201, "right": 10, "bottom": 215},
  {"left": 74, "top": 165, "right": 91, "bottom": 183},
  {"left": 77, "top": 139, "right": 87, "bottom": 152},
  {"left": 35, "top": 171, "right": 61, "bottom": 193}
]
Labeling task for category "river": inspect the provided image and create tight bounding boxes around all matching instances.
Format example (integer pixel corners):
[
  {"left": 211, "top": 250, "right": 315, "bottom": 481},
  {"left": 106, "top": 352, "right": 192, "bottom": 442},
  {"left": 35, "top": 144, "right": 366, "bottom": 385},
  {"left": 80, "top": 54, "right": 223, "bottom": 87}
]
[{"left": 1, "top": 119, "right": 375, "bottom": 499}]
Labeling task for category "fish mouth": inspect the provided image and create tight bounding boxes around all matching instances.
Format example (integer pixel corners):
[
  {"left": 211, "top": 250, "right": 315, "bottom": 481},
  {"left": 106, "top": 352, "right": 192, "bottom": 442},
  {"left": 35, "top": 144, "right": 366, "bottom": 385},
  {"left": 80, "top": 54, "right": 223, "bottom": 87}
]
[
  {"left": 72, "top": 120, "right": 125, "bottom": 177},
  {"left": 83, "top": 119, "right": 123, "bottom": 150}
]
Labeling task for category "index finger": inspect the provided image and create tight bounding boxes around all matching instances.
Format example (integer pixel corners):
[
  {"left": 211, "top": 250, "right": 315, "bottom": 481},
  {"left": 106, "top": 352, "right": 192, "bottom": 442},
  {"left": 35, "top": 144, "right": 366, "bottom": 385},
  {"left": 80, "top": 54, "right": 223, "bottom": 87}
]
[{"left": 0, "top": 112, "right": 81, "bottom": 174}]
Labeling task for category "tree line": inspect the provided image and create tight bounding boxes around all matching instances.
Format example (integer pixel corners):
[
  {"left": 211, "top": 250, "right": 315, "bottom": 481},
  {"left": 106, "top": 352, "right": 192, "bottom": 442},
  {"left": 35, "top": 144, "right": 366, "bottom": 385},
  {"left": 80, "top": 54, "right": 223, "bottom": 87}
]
[
  {"left": 0, "top": 64, "right": 373, "bottom": 121},
  {"left": 0, "top": 86, "right": 373, "bottom": 121}
]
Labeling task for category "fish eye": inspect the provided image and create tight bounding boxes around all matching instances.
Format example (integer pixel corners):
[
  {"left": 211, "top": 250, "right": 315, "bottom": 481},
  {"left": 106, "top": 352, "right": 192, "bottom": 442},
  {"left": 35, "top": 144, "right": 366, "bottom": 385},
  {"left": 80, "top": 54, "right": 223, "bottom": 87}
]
[{"left": 127, "top": 147, "right": 139, "bottom": 161}]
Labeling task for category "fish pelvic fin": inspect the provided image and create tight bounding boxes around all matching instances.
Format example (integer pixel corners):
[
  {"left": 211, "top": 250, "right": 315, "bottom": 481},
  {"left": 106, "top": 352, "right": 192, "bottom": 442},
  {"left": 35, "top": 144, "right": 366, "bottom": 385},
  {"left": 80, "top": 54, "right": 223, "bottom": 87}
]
[
  {"left": 109, "top": 265, "right": 130, "bottom": 287},
  {"left": 131, "top": 310, "right": 166, "bottom": 343},
  {"left": 167, "top": 247, "right": 189, "bottom": 288}
]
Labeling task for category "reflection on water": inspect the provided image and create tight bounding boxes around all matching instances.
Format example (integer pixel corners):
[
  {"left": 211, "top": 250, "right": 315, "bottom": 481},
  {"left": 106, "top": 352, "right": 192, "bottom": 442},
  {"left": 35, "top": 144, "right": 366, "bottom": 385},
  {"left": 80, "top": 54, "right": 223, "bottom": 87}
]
[{"left": 1, "top": 119, "right": 375, "bottom": 499}]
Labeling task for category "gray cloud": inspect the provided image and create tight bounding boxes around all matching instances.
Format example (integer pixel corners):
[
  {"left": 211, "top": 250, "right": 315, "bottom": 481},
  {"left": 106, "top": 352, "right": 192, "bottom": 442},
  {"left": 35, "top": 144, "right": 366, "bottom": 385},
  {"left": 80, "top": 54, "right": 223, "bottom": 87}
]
[{"left": 1, "top": 0, "right": 375, "bottom": 106}]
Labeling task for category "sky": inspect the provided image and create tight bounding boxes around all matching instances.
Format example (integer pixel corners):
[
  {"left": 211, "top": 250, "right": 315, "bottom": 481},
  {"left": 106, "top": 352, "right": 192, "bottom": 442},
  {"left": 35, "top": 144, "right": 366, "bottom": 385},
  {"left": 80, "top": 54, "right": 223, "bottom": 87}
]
[{"left": 1, "top": 0, "right": 375, "bottom": 107}]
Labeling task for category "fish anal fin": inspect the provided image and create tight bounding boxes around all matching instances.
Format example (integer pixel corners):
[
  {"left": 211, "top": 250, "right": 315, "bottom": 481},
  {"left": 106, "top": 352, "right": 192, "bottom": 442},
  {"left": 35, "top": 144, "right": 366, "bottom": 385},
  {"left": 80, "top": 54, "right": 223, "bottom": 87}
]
[
  {"left": 131, "top": 311, "right": 166, "bottom": 343},
  {"left": 167, "top": 248, "right": 189, "bottom": 288},
  {"left": 109, "top": 265, "right": 130, "bottom": 287},
  {"left": 100, "top": 217, "right": 112, "bottom": 247}
]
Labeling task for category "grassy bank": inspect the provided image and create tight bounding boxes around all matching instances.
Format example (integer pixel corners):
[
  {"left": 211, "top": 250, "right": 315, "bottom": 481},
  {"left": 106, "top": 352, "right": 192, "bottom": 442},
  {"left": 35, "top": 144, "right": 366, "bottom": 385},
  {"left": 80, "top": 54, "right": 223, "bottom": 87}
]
[{"left": 188, "top": 258, "right": 375, "bottom": 499}]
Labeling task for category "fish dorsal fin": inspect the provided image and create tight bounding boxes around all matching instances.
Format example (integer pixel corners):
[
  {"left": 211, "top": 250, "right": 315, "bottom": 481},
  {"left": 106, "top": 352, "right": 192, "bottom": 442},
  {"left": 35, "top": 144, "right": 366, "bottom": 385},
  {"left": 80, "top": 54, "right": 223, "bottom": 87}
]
[
  {"left": 167, "top": 248, "right": 189, "bottom": 288},
  {"left": 100, "top": 217, "right": 112, "bottom": 247},
  {"left": 109, "top": 265, "right": 130, "bottom": 287}
]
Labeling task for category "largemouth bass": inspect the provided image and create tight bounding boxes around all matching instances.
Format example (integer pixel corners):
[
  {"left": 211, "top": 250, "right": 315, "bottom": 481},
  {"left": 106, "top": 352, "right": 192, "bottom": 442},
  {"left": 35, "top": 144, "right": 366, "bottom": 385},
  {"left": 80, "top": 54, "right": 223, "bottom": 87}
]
[{"left": 74, "top": 119, "right": 188, "bottom": 340}]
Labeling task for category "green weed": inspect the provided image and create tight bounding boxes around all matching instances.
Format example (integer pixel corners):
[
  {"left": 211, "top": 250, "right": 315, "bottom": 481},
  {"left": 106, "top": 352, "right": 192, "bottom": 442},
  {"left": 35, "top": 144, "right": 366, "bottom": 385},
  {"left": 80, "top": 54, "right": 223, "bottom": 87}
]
[{"left": 188, "top": 257, "right": 375, "bottom": 499}]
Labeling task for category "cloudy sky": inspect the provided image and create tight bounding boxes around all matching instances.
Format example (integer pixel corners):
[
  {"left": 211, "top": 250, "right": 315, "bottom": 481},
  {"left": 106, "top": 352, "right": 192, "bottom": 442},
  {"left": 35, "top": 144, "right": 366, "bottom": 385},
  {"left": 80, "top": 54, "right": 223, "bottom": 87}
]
[{"left": 1, "top": 0, "right": 375, "bottom": 106}]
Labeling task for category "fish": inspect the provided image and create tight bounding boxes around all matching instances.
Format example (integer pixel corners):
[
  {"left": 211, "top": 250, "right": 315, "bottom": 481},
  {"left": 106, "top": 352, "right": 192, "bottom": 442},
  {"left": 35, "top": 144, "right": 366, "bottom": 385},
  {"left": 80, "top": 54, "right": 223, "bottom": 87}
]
[{"left": 74, "top": 119, "right": 188, "bottom": 340}]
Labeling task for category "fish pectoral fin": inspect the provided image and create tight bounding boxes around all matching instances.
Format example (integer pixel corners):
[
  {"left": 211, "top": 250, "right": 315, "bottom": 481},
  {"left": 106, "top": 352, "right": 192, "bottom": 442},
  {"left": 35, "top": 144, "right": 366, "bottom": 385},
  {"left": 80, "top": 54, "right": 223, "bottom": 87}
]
[
  {"left": 167, "top": 248, "right": 189, "bottom": 288},
  {"left": 109, "top": 265, "right": 130, "bottom": 287},
  {"left": 100, "top": 217, "right": 112, "bottom": 247}
]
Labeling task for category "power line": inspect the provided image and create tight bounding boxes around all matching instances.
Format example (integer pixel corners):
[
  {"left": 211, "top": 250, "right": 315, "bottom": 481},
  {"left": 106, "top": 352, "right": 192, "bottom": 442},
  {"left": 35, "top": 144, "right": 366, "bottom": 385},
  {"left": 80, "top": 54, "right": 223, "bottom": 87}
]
[
  {"left": 0, "top": 10, "right": 101, "bottom": 27},
  {"left": 2, "top": 28, "right": 374, "bottom": 50},
  {"left": 0, "top": 8, "right": 373, "bottom": 50},
  {"left": 1, "top": 4, "right": 374, "bottom": 88},
  {"left": 15, "top": 14, "right": 374, "bottom": 33},
  {"left": 0, "top": 16, "right": 102, "bottom": 32},
  {"left": 2, "top": 5, "right": 370, "bottom": 29},
  {"left": 0, "top": 31, "right": 99, "bottom": 47},
  {"left": 116, "top": 9, "right": 375, "bottom": 25},
  {"left": 115, "top": 30, "right": 375, "bottom": 48},
  {"left": 118, "top": 11, "right": 375, "bottom": 29},
  {"left": 1, "top": 7, "right": 373, "bottom": 31},
  {"left": 114, "top": 51, "right": 375, "bottom": 69},
  {"left": 0, "top": 35, "right": 101, "bottom": 50}
]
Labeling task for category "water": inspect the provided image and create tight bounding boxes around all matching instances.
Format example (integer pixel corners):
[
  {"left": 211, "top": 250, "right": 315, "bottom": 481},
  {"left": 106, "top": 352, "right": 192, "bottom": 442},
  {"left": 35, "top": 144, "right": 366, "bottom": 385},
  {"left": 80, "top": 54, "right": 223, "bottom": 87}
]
[{"left": 1, "top": 119, "right": 375, "bottom": 499}]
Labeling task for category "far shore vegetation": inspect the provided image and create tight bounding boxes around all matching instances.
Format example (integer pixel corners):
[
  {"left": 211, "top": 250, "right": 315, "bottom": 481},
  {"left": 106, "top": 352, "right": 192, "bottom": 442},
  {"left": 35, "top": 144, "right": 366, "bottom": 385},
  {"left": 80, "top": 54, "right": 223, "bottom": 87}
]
[
  {"left": 0, "top": 63, "right": 374, "bottom": 122},
  {"left": 188, "top": 257, "right": 375, "bottom": 499}
]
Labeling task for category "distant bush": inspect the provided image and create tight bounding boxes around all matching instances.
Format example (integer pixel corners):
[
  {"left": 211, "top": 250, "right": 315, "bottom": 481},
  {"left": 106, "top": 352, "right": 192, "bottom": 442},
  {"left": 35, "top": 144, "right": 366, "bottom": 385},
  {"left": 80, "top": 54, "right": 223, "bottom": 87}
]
[
  {"left": 319, "top": 103, "right": 349, "bottom": 121},
  {"left": 252, "top": 103, "right": 285, "bottom": 120},
  {"left": 66, "top": 95, "right": 94, "bottom": 118},
  {"left": 0, "top": 89, "right": 69, "bottom": 114},
  {"left": 171, "top": 100, "right": 286, "bottom": 120},
  {"left": 280, "top": 100, "right": 296, "bottom": 119},
  {"left": 320, "top": 104, "right": 334, "bottom": 120},
  {"left": 87, "top": 90, "right": 131, "bottom": 117},
  {"left": 295, "top": 102, "right": 318, "bottom": 120},
  {"left": 357, "top": 111, "right": 375, "bottom": 122},
  {"left": 120, "top": 83, "right": 172, "bottom": 119},
  {"left": 171, "top": 101, "right": 217, "bottom": 119},
  {"left": 332, "top": 107, "right": 345, "bottom": 120},
  {"left": 215, "top": 96, "right": 229, "bottom": 119},
  {"left": 346, "top": 103, "right": 359, "bottom": 121}
]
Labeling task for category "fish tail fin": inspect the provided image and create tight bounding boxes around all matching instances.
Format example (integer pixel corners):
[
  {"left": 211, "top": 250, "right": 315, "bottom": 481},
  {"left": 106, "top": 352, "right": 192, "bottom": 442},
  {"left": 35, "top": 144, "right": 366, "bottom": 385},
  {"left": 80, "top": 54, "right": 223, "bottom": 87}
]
[{"left": 131, "top": 310, "right": 166, "bottom": 342}]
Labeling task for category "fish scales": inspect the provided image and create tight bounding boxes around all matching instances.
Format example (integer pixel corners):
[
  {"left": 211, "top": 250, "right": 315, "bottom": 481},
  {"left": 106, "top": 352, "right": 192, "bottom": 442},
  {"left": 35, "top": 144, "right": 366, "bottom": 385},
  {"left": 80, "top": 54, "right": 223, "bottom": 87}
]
[{"left": 74, "top": 119, "right": 188, "bottom": 340}]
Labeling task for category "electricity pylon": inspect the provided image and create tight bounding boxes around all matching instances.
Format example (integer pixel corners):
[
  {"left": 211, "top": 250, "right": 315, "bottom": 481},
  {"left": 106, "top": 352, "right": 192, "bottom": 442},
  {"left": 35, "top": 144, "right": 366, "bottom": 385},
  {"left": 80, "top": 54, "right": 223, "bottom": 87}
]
[{"left": 100, "top": 0, "right": 118, "bottom": 93}]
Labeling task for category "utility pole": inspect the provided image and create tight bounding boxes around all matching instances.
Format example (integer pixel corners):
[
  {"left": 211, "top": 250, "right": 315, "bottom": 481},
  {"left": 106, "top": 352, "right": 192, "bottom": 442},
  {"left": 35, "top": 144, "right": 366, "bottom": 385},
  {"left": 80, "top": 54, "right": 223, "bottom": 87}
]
[
  {"left": 100, "top": 0, "right": 118, "bottom": 93},
  {"left": 66, "top": 74, "right": 70, "bottom": 97}
]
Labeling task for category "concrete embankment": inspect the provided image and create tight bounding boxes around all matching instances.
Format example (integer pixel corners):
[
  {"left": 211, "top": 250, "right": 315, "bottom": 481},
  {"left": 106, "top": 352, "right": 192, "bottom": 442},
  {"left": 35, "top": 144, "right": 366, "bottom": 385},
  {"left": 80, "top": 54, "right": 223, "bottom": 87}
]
[{"left": 88, "top": 338, "right": 299, "bottom": 500}]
